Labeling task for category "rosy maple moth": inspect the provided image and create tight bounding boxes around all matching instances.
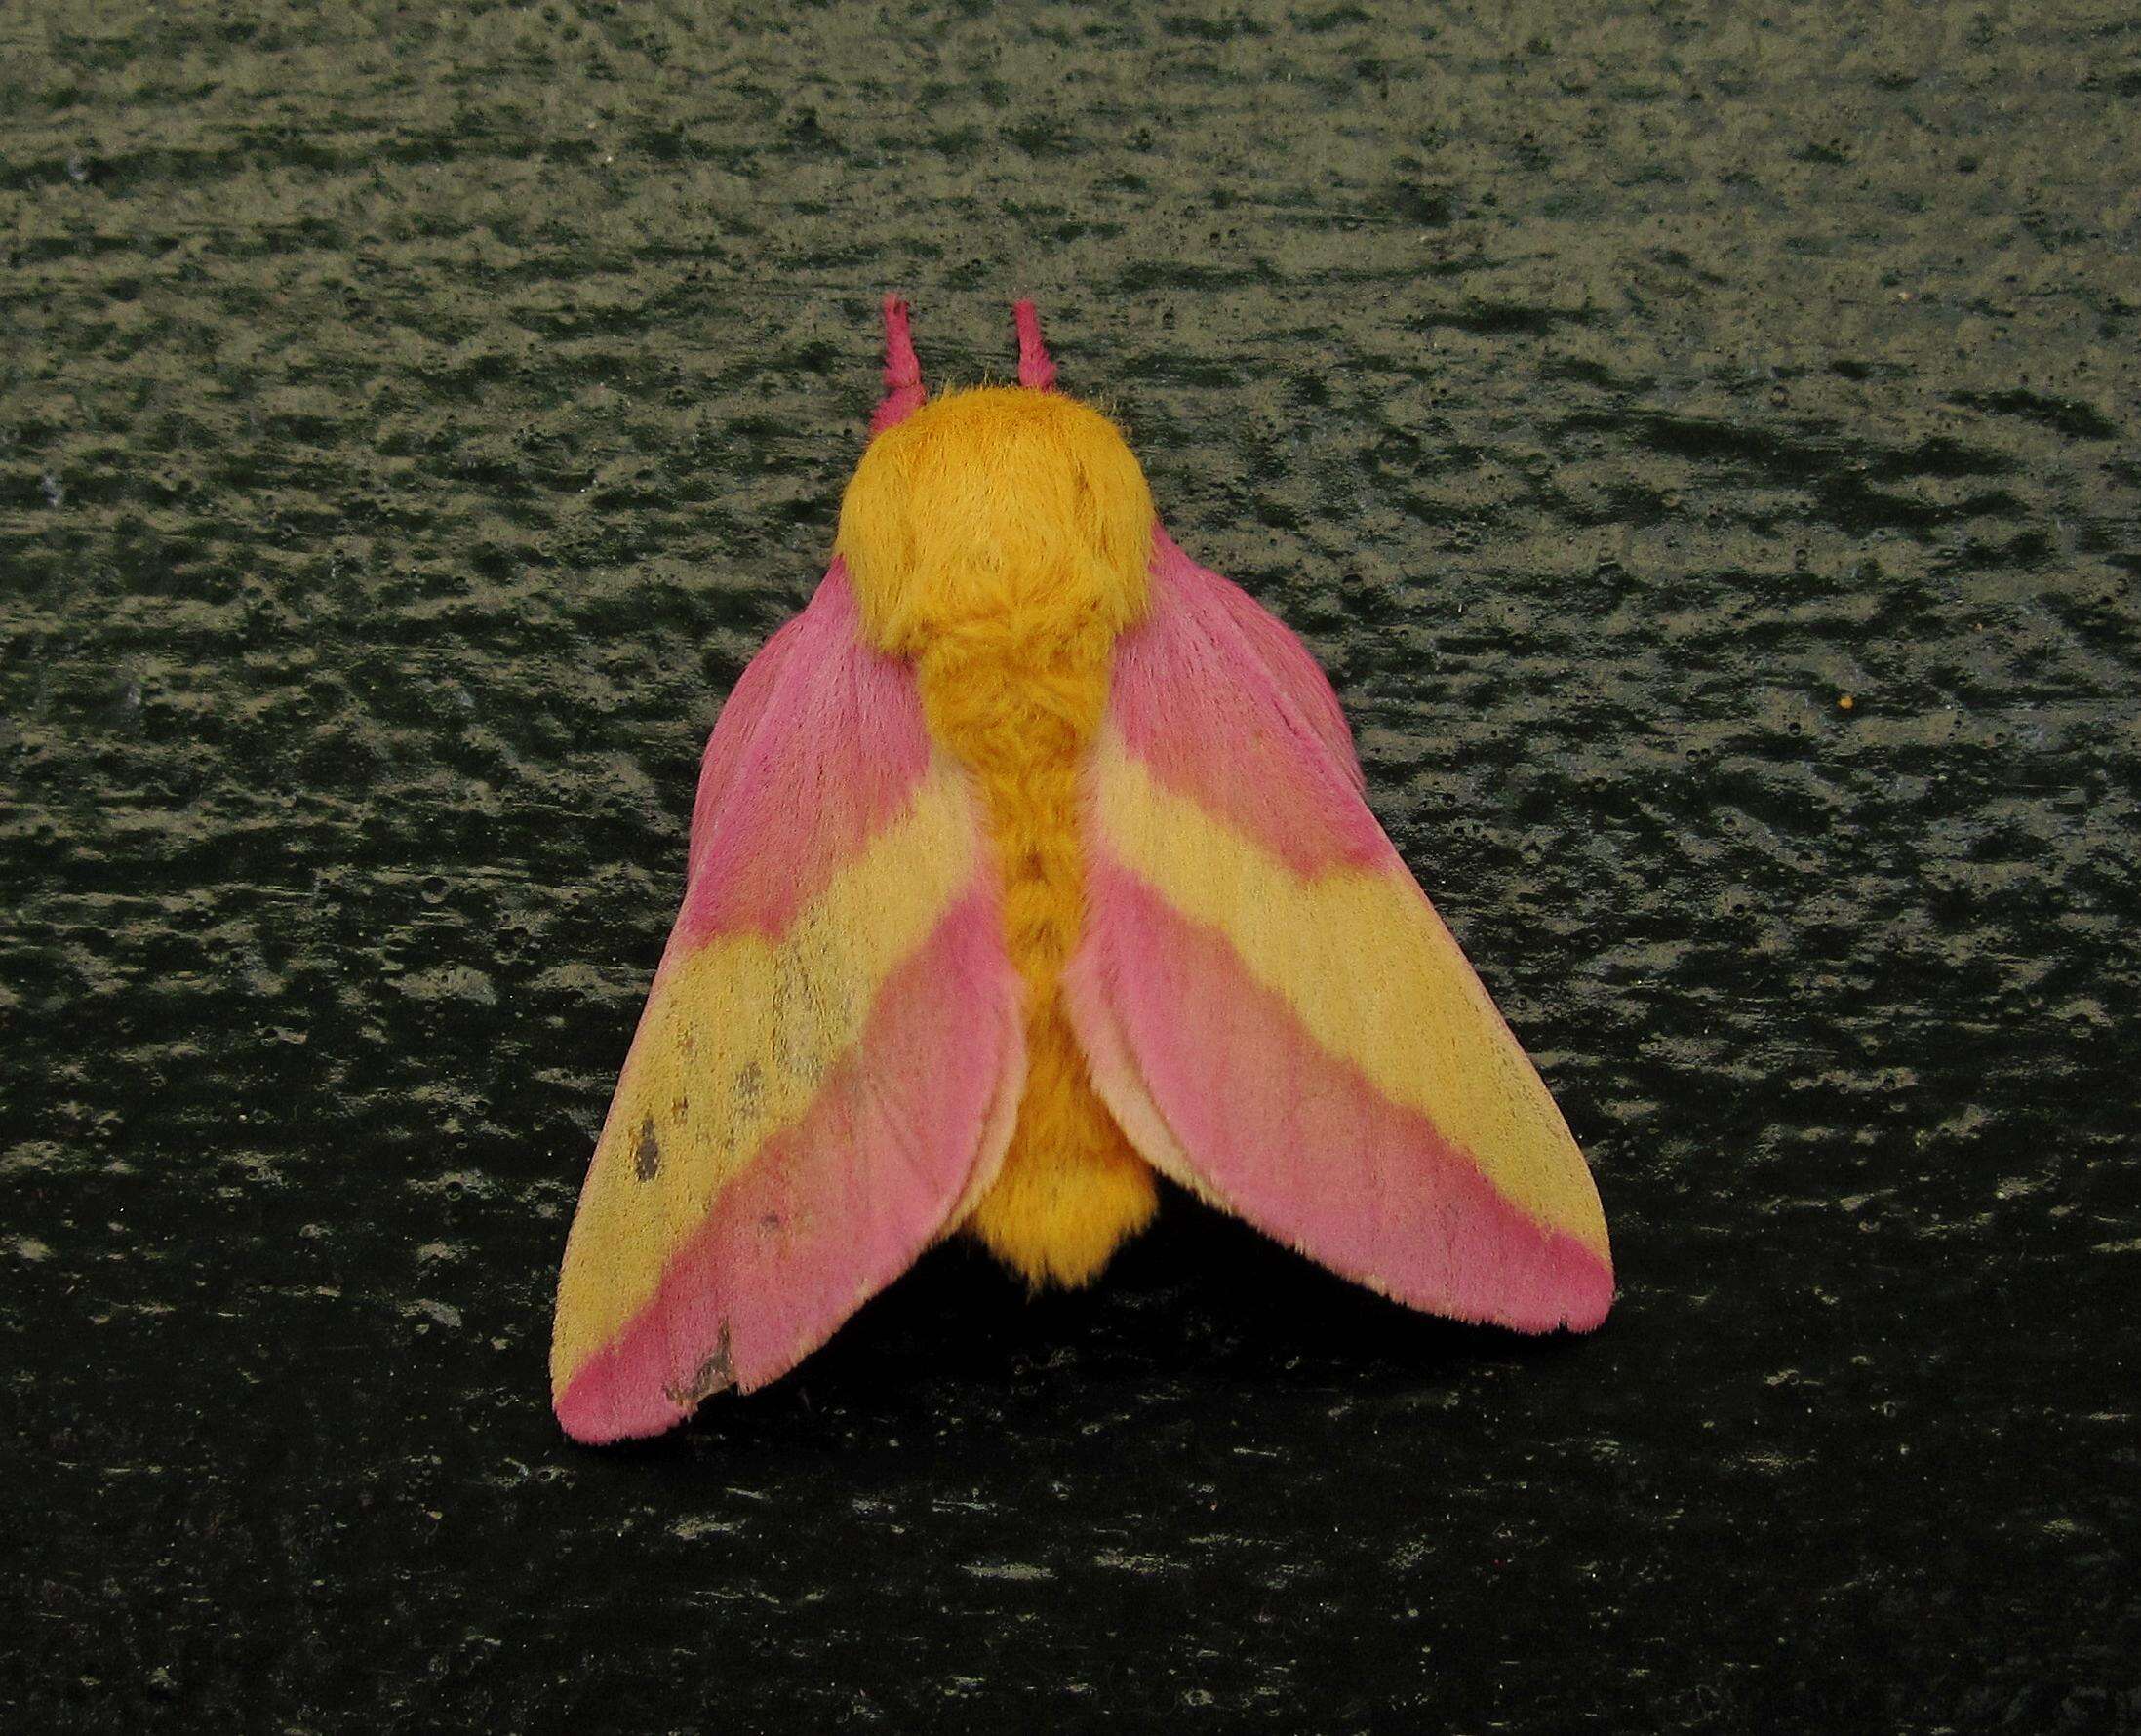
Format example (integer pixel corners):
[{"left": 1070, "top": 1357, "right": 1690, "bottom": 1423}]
[{"left": 549, "top": 297, "right": 1612, "bottom": 1444}]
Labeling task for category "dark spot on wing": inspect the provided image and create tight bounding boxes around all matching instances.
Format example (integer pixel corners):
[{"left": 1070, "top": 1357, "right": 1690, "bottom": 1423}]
[
  {"left": 664, "top": 1323, "right": 735, "bottom": 1408},
  {"left": 633, "top": 1116, "right": 661, "bottom": 1182},
  {"left": 734, "top": 1060, "right": 764, "bottom": 1115}
]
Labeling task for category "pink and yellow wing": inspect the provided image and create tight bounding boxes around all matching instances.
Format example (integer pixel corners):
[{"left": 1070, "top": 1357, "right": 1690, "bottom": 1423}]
[
  {"left": 1066, "top": 533, "right": 1612, "bottom": 1333},
  {"left": 551, "top": 570, "right": 1025, "bottom": 1443}
]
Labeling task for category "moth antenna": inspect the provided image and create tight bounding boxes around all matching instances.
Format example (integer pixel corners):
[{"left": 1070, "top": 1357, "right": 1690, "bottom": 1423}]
[
  {"left": 1013, "top": 299, "right": 1057, "bottom": 392},
  {"left": 871, "top": 294, "right": 926, "bottom": 434}
]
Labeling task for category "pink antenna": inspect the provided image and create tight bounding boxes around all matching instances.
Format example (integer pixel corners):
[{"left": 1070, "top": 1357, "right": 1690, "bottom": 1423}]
[
  {"left": 870, "top": 295, "right": 926, "bottom": 434},
  {"left": 1013, "top": 299, "right": 1057, "bottom": 392}
]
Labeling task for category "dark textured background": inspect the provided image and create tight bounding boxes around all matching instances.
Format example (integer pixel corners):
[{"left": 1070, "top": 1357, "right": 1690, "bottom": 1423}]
[{"left": 3, "top": 3, "right": 2137, "bottom": 1731}]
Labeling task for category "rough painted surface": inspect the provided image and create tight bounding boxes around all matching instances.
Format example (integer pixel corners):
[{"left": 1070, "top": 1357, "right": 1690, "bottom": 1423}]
[{"left": 2, "top": 5, "right": 2135, "bottom": 1731}]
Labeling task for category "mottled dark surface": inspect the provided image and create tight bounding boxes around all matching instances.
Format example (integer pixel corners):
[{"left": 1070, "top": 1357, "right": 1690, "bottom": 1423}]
[{"left": 3, "top": 3, "right": 2137, "bottom": 1731}]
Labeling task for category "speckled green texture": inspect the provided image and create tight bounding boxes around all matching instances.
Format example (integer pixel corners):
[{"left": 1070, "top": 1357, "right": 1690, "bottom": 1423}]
[{"left": 3, "top": 4, "right": 2137, "bottom": 1731}]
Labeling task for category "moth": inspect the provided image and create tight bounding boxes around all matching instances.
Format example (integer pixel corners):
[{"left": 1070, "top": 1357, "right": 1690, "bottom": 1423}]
[{"left": 551, "top": 298, "right": 1612, "bottom": 1443}]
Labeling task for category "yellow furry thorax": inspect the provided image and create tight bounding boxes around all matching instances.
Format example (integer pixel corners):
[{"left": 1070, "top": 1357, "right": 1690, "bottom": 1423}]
[
  {"left": 835, "top": 385, "right": 1155, "bottom": 653},
  {"left": 834, "top": 385, "right": 1162, "bottom": 1288}
]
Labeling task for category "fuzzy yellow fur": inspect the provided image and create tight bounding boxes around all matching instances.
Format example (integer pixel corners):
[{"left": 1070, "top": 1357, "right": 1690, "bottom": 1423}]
[{"left": 837, "top": 385, "right": 1159, "bottom": 1286}]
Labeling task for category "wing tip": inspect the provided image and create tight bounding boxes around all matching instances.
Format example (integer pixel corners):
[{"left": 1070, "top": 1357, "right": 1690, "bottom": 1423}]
[
  {"left": 552, "top": 1358, "right": 697, "bottom": 1446},
  {"left": 552, "top": 1327, "right": 739, "bottom": 1445},
  {"left": 1288, "top": 1205, "right": 1614, "bottom": 1339},
  {"left": 1484, "top": 1238, "right": 1615, "bottom": 1337},
  {"left": 553, "top": 1385, "right": 687, "bottom": 1448}
]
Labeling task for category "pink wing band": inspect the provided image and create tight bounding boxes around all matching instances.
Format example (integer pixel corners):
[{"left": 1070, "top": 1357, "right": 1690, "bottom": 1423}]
[
  {"left": 687, "top": 612, "right": 805, "bottom": 853},
  {"left": 1071, "top": 863, "right": 1612, "bottom": 1332},
  {"left": 554, "top": 888, "right": 1021, "bottom": 1444},
  {"left": 1110, "top": 533, "right": 1387, "bottom": 876},
  {"left": 679, "top": 569, "right": 931, "bottom": 942}
]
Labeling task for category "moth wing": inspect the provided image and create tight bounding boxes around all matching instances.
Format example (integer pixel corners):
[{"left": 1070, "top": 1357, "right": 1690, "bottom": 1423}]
[
  {"left": 551, "top": 570, "right": 1025, "bottom": 1443},
  {"left": 1066, "top": 534, "right": 1612, "bottom": 1332}
]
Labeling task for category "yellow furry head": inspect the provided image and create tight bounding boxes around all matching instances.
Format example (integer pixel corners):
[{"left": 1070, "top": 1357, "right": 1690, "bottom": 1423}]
[{"left": 835, "top": 385, "right": 1155, "bottom": 660}]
